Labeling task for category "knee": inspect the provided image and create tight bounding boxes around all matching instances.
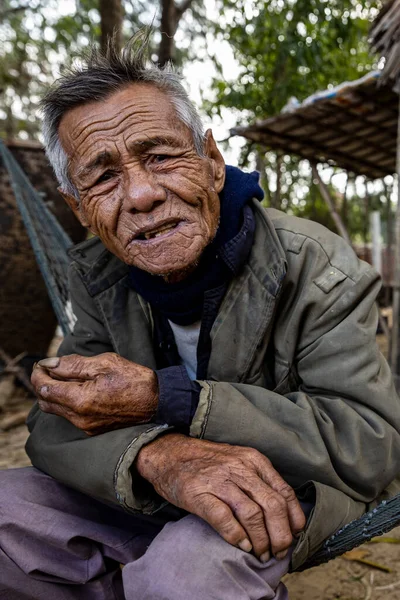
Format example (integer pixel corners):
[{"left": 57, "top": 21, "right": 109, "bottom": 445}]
[
  {"left": 0, "top": 467, "right": 48, "bottom": 507},
  {"left": 0, "top": 467, "right": 30, "bottom": 505},
  {"left": 123, "top": 516, "right": 290, "bottom": 600},
  {"left": 146, "top": 514, "right": 240, "bottom": 570},
  {"left": 123, "top": 516, "right": 236, "bottom": 599}
]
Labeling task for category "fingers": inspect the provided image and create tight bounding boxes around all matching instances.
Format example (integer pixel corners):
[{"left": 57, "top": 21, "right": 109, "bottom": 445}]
[
  {"left": 32, "top": 366, "right": 88, "bottom": 411},
  {"left": 37, "top": 353, "right": 117, "bottom": 381},
  {"left": 217, "top": 487, "right": 271, "bottom": 559},
  {"left": 252, "top": 452, "right": 306, "bottom": 535},
  {"left": 38, "top": 398, "right": 75, "bottom": 421},
  {"left": 251, "top": 487, "right": 293, "bottom": 559},
  {"left": 37, "top": 398, "right": 99, "bottom": 436},
  {"left": 194, "top": 494, "right": 253, "bottom": 555},
  {"left": 228, "top": 475, "right": 292, "bottom": 558},
  {"left": 271, "top": 480, "right": 306, "bottom": 536}
]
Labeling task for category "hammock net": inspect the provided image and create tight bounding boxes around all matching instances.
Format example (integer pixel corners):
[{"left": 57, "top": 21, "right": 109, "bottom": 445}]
[{"left": 0, "top": 140, "right": 75, "bottom": 336}]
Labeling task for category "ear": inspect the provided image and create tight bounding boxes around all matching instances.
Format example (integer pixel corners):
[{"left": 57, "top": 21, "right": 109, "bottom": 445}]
[
  {"left": 204, "top": 129, "right": 226, "bottom": 194},
  {"left": 58, "top": 188, "right": 91, "bottom": 229}
]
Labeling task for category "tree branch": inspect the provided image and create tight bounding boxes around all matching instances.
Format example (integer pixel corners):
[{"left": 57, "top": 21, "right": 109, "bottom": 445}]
[{"left": 176, "top": 0, "right": 195, "bottom": 18}]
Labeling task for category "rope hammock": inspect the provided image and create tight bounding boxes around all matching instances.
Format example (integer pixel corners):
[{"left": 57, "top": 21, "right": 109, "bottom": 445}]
[
  {"left": 0, "top": 140, "right": 75, "bottom": 336},
  {"left": 2, "top": 138, "right": 400, "bottom": 570}
]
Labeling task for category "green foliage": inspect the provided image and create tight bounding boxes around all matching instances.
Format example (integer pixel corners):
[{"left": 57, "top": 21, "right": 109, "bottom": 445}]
[
  {"left": 0, "top": 0, "right": 100, "bottom": 139},
  {"left": 207, "top": 0, "right": 388, "bottom": 241},
  {"left": 209, "top": 0, "right": 381, "bottom": 119},
  {"left": 0, "top": 0, "right": 205, "bottom": 139}
]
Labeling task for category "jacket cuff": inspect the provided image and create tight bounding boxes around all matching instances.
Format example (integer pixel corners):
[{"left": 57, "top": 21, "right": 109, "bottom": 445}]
[
  {"left": 155, "top": 366, "right": 201, "bottom": 429},
  {"left": 115, "top": 424, "right": 172, "bottom": 514}
]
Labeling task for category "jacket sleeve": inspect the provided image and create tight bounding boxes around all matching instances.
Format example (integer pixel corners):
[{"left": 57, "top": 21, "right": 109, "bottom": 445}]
[
  {"left": 190, "top": 247, "right": 400, "bottom": 504},
  {"left": 26, "top": 262, "right": 170, "bottom": 514}
]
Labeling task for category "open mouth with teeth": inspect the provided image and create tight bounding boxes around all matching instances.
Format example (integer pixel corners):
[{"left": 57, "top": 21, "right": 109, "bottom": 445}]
[{"left": 135, "top": 221, "right": 181, "bottom": 241}]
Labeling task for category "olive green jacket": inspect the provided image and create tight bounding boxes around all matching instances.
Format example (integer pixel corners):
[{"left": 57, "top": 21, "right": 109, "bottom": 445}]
[{"left": 26, "top": 201, "right": 400, "bottom": 570}]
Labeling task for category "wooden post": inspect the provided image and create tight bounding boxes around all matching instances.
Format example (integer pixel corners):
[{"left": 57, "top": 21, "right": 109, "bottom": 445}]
[
  {"left": 311, "top": 163, "right": 352, "bottom": 245},
  {"left": 370, "top": 211, "right": 382, "bottom": 275},
  {"left": 384, "top": 179, "right": 393, "bottom": 308},
  {"left": 363, "top": 179, "right": 371, "bottom": 261},
  {"left": 274, "top": 153, "right": 282, "bottom": 209},
  {"left": 390, "top": 95, "right": 400, "bottom": 375}
]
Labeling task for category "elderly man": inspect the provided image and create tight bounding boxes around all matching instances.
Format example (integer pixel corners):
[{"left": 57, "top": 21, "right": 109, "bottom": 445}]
[{"left": 1, "top": 36, "right": 400, "bottom": 600}]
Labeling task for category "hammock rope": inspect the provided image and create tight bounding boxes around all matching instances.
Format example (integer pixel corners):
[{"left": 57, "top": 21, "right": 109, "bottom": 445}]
[
  {"left": 0, "top": 140, "right": 75, "bottom": 335},
  {"left": 2, "top": 138, "right": 400, "bottom": 570}
]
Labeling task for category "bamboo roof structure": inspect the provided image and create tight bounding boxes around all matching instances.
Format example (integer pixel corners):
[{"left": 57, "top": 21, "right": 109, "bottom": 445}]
[
  {"left": 230, "top": 71, "right": 398, "bottom": 180},
  {"left": 370, "top": 0, "right": 400, "bottom": 92}
]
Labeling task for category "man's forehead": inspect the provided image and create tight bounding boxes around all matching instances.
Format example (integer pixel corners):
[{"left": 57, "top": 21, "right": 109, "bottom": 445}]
[{"left": 59, "top": 83, "right": 185, "bottom": 150}]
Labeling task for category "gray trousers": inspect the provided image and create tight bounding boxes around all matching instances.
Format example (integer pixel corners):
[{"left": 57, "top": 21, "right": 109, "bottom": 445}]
[{"left": 0, "top": 467, "right": 293, "bottom": 600}]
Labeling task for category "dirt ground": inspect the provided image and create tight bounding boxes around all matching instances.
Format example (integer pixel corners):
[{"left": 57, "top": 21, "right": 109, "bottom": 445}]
[{"left": 1, "top": 335, "right": 400, "bottom": 599}]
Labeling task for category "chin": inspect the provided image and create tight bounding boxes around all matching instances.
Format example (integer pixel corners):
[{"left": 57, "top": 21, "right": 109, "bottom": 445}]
[
  {"left": 132, "top": 257, "right": 200, "bottom": 282},
  {"left": 129, "top": 248, "right": 205, "bottom": 277}
]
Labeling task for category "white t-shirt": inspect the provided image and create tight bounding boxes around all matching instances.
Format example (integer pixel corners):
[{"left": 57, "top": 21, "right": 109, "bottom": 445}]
[{"left": 168, "top": 320, "right": 201, "bottom": 380}]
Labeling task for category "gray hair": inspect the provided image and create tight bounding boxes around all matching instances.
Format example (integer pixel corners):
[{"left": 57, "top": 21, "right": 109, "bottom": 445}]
[{"left": 41, "top": 30, "right": 205, "bottom": 200}]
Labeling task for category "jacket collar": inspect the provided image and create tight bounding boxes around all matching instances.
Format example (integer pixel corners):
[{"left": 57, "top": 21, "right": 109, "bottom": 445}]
[
  {"left": 68, "top": 200, "right": 286, "bottom": 293},
  {"left": 207, "top": 200, "right": 287, "bottom": 382},
  {"left": 68, "top": 201, "right": 287, "bottom": 382}
]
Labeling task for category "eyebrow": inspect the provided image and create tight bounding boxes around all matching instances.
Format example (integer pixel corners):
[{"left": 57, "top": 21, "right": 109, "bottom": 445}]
[
  {"left": 77, "top": 150, "right": 115, "bottom": 179},
  {"left": 128, "top": 135, "right": 185, "bottom": 153},
  {"left": 77, "top": 136, "right": 185, "bottom": 180}
]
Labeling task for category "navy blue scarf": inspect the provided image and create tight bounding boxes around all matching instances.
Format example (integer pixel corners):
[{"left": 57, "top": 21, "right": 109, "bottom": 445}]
[{"left": 128, "top": 166, "right": 264, "bottom": 325}]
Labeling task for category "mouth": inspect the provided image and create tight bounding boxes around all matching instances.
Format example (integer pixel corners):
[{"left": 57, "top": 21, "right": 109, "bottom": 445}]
[{"left": 134, "top": 220, "right": 183, "bottom": 242}]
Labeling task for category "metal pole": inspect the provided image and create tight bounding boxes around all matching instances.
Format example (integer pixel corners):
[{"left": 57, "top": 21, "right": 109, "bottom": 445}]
[{"left": 390, "top": 94, "right": 400, "bottom": 375}]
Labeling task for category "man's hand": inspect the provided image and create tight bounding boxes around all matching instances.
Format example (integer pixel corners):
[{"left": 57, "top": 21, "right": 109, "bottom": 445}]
[
  {"left": 31, "top": 353, "right": 158, "bottom": 436},
  {"left": 137, "top": 433, "right": 306, "bottom": 561}
]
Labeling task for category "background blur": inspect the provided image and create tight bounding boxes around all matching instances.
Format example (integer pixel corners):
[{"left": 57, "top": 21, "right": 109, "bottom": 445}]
[{"left": 0, "top": 0, "right": 390, "bottom": 238}]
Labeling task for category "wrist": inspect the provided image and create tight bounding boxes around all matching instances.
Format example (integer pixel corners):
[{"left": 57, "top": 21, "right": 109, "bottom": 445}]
[
  {"left": 140, "top": 370, "right": 159, "bottom": 422},
  {"left": 136, "top": 433, "right": 187, "bottom": 480}
]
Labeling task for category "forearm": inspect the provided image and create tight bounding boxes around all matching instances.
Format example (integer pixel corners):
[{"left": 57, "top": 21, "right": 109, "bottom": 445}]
[
  {"left": 26, "top": 403, "right": 171, "bottom": 512},
  {"left": 190, "top": 378, "right": 400, "bottom": 502}
]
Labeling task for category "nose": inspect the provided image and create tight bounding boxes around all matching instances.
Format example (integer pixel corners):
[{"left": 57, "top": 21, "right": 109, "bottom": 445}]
[{"left": 123, "top": 166, "right": 167, "bottom": 213}]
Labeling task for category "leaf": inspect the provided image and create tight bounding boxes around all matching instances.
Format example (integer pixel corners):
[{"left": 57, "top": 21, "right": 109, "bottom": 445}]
[
  {"left": 343, "top": 549, "right": 369, "bottom": 561},
  {"left": 343, "top": 549, "right": 393, "bottom": 573}
]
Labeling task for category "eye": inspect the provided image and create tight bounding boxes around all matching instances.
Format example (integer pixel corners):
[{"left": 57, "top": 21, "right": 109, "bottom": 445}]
[
  {"left": 152, "top": 154, "right": 171, "bottom": 163},
  {"left": 96, "top": 170, "right": 116, "bottom": 185}
]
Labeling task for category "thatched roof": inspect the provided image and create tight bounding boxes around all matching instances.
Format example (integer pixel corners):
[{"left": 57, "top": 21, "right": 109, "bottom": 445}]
[
  {"left": 370, "top": 0, "right": 400, "bottom": 91},
  {"left": 230, "top": 71, "right": 398, "bottom": 180}
]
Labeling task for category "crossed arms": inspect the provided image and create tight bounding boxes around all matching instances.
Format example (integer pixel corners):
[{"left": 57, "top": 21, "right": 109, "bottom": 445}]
[{"left": 31, "top": 353, "right": 305, "bottom": 561}]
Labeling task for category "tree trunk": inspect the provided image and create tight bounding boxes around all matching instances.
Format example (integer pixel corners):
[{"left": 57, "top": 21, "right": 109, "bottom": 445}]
[
  {"left": 99, "top": 0, "right": 123, "bottom": 53},
  {"left": 159, "top": 0, "right": 178, "bottom": 66},
  {"left": 311, "top": 163, "right": 351, "bottom": 245},
  {"left": 158, "top": 0, "right": 194, "bottom": 66}
]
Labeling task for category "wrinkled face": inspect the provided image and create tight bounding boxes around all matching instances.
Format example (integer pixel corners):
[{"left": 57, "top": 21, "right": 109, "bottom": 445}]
[{"left": 58, "top": 84, "right": 226, "bottom": 277}]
